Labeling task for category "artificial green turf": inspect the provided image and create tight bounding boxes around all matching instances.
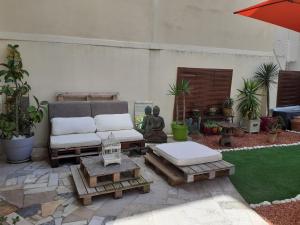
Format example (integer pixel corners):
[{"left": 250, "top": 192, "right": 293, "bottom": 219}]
[{"left": 222, "top": 146, "right": 300, "bottom": 204}]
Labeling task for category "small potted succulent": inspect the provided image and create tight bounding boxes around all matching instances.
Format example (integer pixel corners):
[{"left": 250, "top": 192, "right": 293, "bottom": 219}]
[
  {"left": 0, "top": 44, "right": 47, "bottom": 163},
  {"left": 223, "top": 97, "right": 234, "bottom": 117},
  {"left": 168, "top": 80, "right": 190, "bottom": 141}
]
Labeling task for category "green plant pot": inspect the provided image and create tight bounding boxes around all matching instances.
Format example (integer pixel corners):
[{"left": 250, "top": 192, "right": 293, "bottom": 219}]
[{"left": 171, "top": 123, "right": 188, "bottom": 141}]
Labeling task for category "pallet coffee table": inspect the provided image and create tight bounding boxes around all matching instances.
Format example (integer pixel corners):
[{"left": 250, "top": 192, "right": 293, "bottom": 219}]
[
  {"left": 145, "top": 146, "right": 235, "bottom": 186},
  {"left": 71, "top": 155, "right": 152, "bottom": 205}
]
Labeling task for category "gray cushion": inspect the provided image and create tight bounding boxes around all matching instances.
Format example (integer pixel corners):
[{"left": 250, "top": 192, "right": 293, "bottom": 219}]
[
  {"left": 48, "top": 102, "right": 91, "bottom": 119},
  {"left": 91, "top": 101, "right": 128, "bottom": 116}
]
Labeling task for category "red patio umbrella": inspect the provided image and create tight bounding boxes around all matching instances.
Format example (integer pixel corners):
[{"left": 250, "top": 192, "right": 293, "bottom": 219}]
[{"left": 234, "top": 0, "right": 300, "bottom": 33}]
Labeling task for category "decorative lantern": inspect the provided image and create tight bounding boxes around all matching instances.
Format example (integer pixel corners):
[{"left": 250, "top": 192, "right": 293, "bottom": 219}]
[{"left": 101, "top": 132, "right": 122, "bottom": 167}]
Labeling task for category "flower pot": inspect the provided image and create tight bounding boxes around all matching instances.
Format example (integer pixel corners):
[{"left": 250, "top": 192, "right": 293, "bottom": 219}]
[
  {"left": 212, "top": 127, "right": 218, "bottom": 134},
  {"left": 240, "top": 119, "right": 261, "bottom": 133},
  {"left": 171, "top": 123, "right": 188, "bottom": 141},
  {"left": 1, "top": 136, "right": 34, "bottom": 163},
  {"left": 268, "top": 132, "right": 277, "bottom": 144},
  {"left": 223, "top": 108, "right": 233, "bottom": 117}
]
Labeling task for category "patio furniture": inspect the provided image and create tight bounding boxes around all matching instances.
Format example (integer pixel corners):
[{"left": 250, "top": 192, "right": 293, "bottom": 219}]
[
  {"left": 48, "top": 101, "right": 146, "bottom": 167},
  {"left": 217, "top": 121, "right": 239, "bottom": 147},
  {"left": 144, "top": 141, "right": 235, "bottom": 186},
  {"left": 71, "top": 155, "right": 152, "bottom": 205}
]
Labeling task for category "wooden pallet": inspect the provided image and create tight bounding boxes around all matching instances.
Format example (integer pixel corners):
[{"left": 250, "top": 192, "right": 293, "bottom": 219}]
[
  {"left": 80, "top": 155, "right": 140, "bottom": 187},
  {"left": 49, "top": 145, "right": 101, "bottom": 167},
  {"left": 145, "top": 151, "right": 235, "bottom": 186},
  {"left": 71, "top": 165, "right": 152, "bottom": 205},
  {"left": 121, "top": 140, "right": 146, "bottom": 152}
]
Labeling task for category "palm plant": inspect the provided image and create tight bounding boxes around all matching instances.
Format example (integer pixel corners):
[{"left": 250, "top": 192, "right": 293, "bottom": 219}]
[
  {"left": 254, "top": 62, "right": 279, "bottom": 116},
  {"left": 180, "top": 80, "right": 190, "bottom": 123},
  {"left": 237, "top": 79, "right": 261, "bottom": 120},
  {"left": 168, "top": 83, "right": 181, "bottom": 124}
]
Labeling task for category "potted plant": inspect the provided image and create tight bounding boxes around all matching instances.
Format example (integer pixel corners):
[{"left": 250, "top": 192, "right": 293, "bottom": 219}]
[
  {"left": 254, "top": 62, "right": 279, "bottom": 131},
  {"left": 237, "top": 79, "right": 261, "bottom": 133},
  {"left": 0, "top": 44, "right": 47, "bottom": 163},
  {"left": 168, "top": 80, "right": 190, "bottom": 141},
  {"left": 223, "top": 97, "right": 234, "bottom": 117}
]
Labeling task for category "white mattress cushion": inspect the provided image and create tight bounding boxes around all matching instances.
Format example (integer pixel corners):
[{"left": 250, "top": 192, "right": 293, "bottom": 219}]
[
  {"left": 97, "top": 129, "right": 143, "bottom": 142},
  {"left": 51, "top": 117, "right": 96, "bottom": 135},
  {"left": 50, "top": 133, "right": 101, "bottom": 149},
  {"left": 94, "top": 113, "right": 134, "bottom": 132},
  {"left": 154, "top": 141, "right": 222, "bottom": 166}
]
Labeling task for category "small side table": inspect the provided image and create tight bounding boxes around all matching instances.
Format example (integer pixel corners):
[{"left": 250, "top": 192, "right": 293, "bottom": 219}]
[{"left": 217, "top": 122, "right": 239, "bottom": 147}]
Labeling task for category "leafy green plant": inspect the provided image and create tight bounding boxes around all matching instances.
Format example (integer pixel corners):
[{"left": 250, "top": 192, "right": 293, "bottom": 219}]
[
  {"left": 168, "top": 83, "right": 181, "bottom": 124},
  {"left": 0, "top": 215, "right": 19, "bottom": 225},
  {"left": 237, "top": 79, "right": 261, "bottom": 120},
  {"left": 254, "top": 62, "right": 279, "bottom": 116},
  {"left": 0, "top": 44, "right": 47, "bottom": 139}
]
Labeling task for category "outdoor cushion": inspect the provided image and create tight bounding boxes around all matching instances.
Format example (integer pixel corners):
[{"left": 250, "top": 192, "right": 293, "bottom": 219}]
[
  {"left": 51, "top": 117, "right": 97, "bottom": 135},
  {"left": 50, "top": 133, "right": 101, "bottom": 149},
  {"left": 94, "top": 113, "right": 134, "bottom": 132},
  {"left": 96, "top": 129, "right": 143, "bottom": 142},
  {"left": 154, "top": 141, "right": 222, "bottom": 166}
]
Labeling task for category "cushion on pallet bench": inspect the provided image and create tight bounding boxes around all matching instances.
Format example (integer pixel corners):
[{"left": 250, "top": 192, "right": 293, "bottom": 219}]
[
  {"left": 96, "top": 129, "right": 143, "bottom": 142},
  {"left": 50, "top": 133, "right": 101, "bottom": 149},
  {"left": 94, "top": 113, "right": 134, "bottom": 131},
  {"left": 154, "top": 141, "right": 222, "bottom": 166},
  {"left": 51, "top": 117, "right": 96, "bottom": 135}
]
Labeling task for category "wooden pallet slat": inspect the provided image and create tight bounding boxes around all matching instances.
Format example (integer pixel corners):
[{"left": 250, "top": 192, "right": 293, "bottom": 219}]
[
  {"left": 121, "top": 181, "right": 131, "bottom": 188},
  {"left": 77, "top": 167, "right": 97, "bottom": 194},
  {"left": 70, "top": 166, "right": 87, "bottom": 197}
]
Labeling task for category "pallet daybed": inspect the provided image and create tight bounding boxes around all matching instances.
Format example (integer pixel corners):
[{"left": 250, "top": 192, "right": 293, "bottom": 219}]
[
  {"left": 145, "top": 142, "right": 235, "bottom": 186},
  {"left": 48, "top": 101, "right": 146, "bottom": 167}
]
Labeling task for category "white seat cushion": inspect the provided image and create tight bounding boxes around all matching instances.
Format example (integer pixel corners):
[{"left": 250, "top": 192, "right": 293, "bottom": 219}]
[
  {"left": 51, "top": 117, "right": 96, "bottom": 135},
  {"left": 154, "top": 141, "right": 222, "bottom": 166},
  {"left": 94, "top": 113, "right": 133, "bottom": 131},
  {"left": 96, "top": 129, "right": 143, "bottom": 142},
  {"left": 50, "top": 133, "right": 101, "bottom": 149}
]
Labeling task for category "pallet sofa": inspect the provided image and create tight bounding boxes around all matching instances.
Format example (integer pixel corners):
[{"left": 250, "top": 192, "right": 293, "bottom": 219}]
[{"left": 48, "top": 101, "right": 145, "bottom": 167}]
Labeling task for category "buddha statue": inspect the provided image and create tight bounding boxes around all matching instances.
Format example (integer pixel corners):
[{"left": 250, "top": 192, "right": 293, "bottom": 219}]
[
  {"left": 143, "top": 105, "right": 167, "bottom": 143},
  {"left": 140, "top": 106, "right": 152, "bottom": 134}
]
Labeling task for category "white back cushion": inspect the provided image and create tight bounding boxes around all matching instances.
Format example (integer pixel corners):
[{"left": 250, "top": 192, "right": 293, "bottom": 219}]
[
  {"left": 94, "top": 113, "right": 134, "bottom": 131},
  {"left": 51, "top": 117, "right": 96, "bottom": 135}
]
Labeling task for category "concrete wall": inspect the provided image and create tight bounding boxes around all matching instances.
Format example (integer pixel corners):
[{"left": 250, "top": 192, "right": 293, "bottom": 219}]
[
  {"left": 0, "top": 0, "right": 273, "bottom": 51},
  {"left": 0, "top": 36, "right": 278, "bottom": 147}
]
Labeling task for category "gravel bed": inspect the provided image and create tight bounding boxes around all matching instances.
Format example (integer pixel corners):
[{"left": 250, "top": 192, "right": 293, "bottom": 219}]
[
  {"left": 255, "top": 201, "right": 300, "bottom": 225},
  {"left": 192, "top": 131, "right": 300, "bottom": 149}
]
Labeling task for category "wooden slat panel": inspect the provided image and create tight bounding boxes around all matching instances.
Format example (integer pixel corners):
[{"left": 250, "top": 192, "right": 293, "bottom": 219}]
[
  {"left": 96, "top": 186, "right": 105, "bottom": 192},
  {"left": 104, "top": 184, "right": 114, "bottom": 191},
  {"left": 121, "top": 181, "right": 131, "bottom": 188},
  {"left": 175, "top": 67, "right": 232, "bottom": 120},
  {"left": 277, "top": 70, "right": 300, "bottom": 107}
]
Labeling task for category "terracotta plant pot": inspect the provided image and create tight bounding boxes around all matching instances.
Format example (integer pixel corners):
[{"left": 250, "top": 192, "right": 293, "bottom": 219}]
[
  {"left": 223, "top": 108, "right": 233, "bottom": 117},
  {"left": 212, "top": 127, "right": 218, "bottom": 134}
]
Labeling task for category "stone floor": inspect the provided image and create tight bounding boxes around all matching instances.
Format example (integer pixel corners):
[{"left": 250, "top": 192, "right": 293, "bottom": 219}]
[{"left": 0, "top": 156, "right": 268, "bottom": 225}]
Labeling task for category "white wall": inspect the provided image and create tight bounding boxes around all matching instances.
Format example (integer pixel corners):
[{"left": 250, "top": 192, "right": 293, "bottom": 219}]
[
  {"left": 0, "top": 36, "right": 279, "bottom": 147},
  {"left": 0, "top": 0, "right": 273, "bottom": 51}
]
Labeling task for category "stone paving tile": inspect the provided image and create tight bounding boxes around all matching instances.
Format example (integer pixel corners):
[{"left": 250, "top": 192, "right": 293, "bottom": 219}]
[
  {"left": 57, "top": 186, "right": 73, "bottom": 195},
  {"left": 63, "top": 203, "right": 79, "bottom": 217},
  {"left": 16, "top": 204, "right": 41, "bottom": 218},
  {"left": 0, "top": 189, "right": 24, "bottom": 208},
  {"left": 24, "top": 175, "right": 38, "bottom": 184},
  {"left": 24, "top": 183, "right": 48, "bottom": 189},
  {"left": 41, "top": 200, "right": 63, "bottom": 217},
  {"left": 24, "top": 186, "right": 56, "bottom": 195},
  {"left": 62, "top": 221, "right": 87, "bottom": 225},
  {"left": 69, "top": 207, "right": 95, "bottom": 221},
  {"left": 88, "top": 216, "right": 105, "bottom": 225},
  {"left": 35, "top": 216, "right": 54, "bottom": 225},
  {"left": 5, "top": 178, "right": 18, "bottom": 186},
  {"left": 24, "top": 191, "right": 57, "bottom": 207},
  {"left": 49, "top": 173, "right": 59, "bottom": 187},
  {"left": 55, "top": 218, "right": 63, "bottom": 225},
  {"left": 5, "top": 212, "right": 33, "bottom": 225},
  {"left": 0, "top": 200, "right": 18, "bottom": 216}
]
